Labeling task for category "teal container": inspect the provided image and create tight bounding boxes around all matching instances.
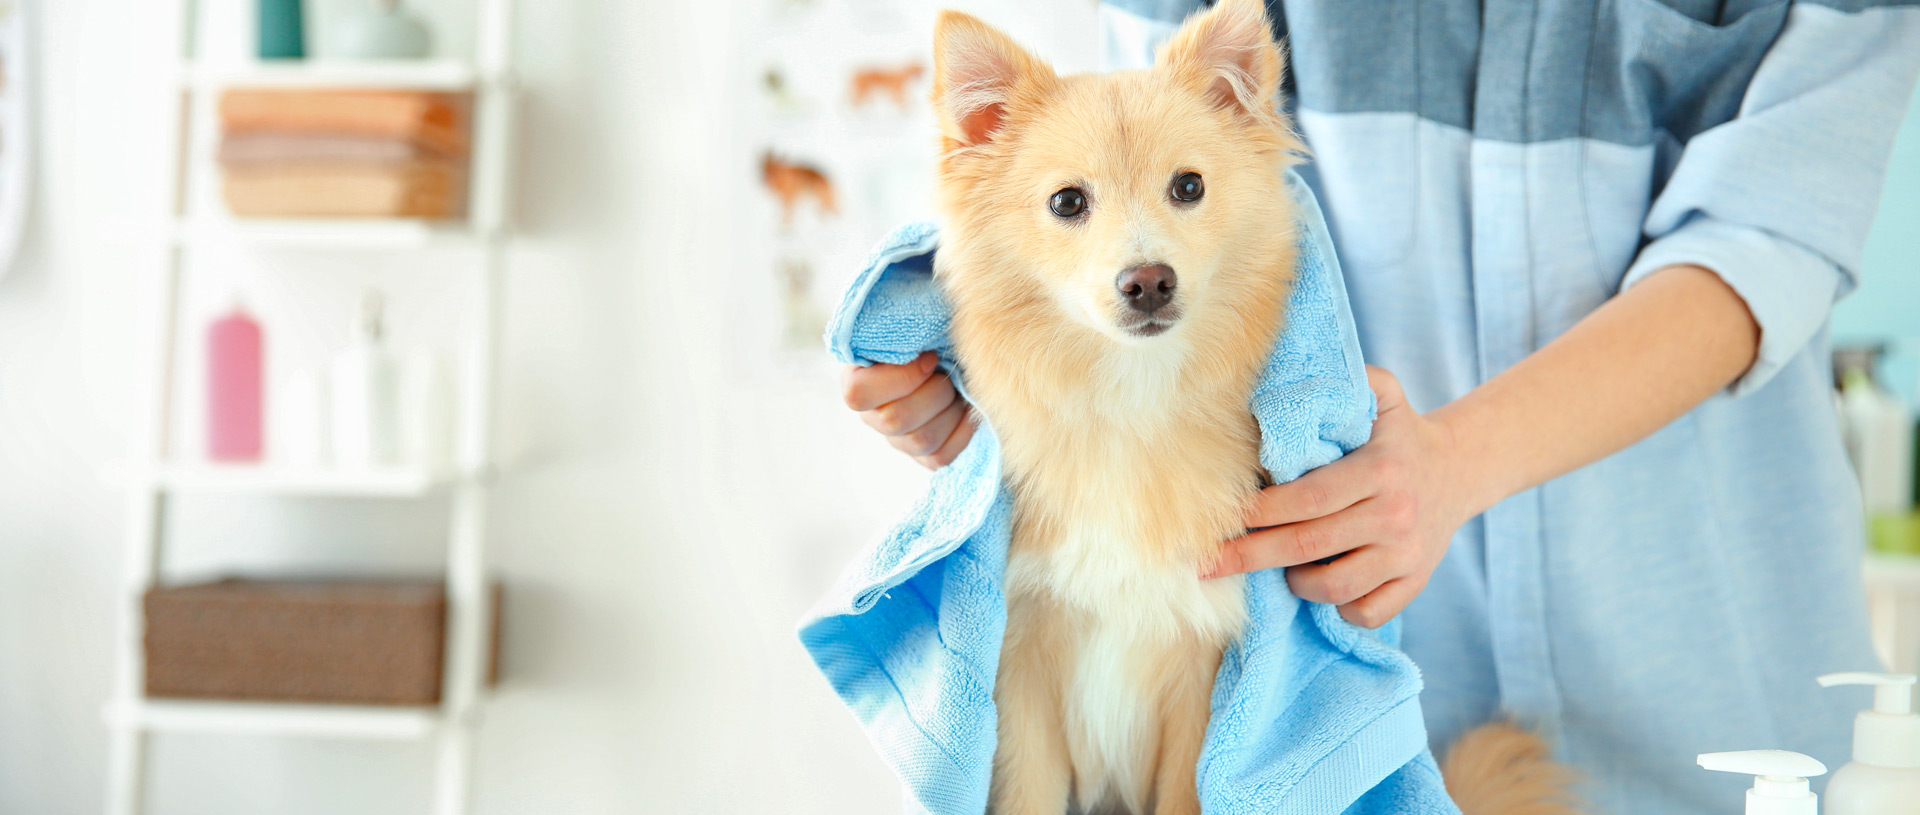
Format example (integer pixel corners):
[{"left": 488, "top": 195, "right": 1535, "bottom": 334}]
[{"left": 257, "top": 0, "right": 305, "bottom": 60}]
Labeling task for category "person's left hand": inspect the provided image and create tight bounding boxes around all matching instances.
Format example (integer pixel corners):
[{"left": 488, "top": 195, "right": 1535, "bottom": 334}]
[{"left": 1202, "top": 366, "right": 1479, "bottom": 629}]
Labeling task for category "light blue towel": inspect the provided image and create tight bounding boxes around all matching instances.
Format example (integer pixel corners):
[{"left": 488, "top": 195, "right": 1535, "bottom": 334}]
[{"left": 800, "top": 172, "right": 1461, "bottom": 815}]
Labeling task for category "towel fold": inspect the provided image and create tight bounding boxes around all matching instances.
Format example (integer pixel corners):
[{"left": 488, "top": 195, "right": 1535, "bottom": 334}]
[
  {"left": 218, "top": 134, "right": 450, "bottom": 166},
  {"left": 221, "top": 160, "right": 463, "bottom": 219},
  {"left": 799, "top": 171, "right": 1461, "bottom": 815},
  {"left": 219, "top": 90, "right": 470, "bottom": 156}
]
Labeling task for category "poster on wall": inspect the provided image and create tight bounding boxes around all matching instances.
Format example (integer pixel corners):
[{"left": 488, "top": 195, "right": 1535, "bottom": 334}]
[
  {"left": 728, "top": 0, "right": 1097, "bottom": 375},
  {"left": 730, "top": 0, "right": 941, "bottom": 374},
  {"left": 0, "top": 0, "right": 30, "bottom": 281}
]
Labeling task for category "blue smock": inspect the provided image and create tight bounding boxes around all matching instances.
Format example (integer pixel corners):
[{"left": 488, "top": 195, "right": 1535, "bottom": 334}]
[{"left": 1097, "top": 2, "right": 1920, "bottom": 813}]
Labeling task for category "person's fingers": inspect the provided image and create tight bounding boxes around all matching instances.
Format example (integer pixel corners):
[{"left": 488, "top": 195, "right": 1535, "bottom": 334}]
[
  {"left": 1243, "top": 460, "right": 1373, "bottom": 528},
  {"left": 1206, "top": 508, "right": 1374, "bottom": 578},
  {"left": 1364, "top": 365, "right": 1408, "bottom": 413},
  {"left": 914, "top": 405, "right": 977, "bottom": 470},
  {"left": 841, "top": 352, "right": 939, "bottom": 412},
  {"left": 1284, "top": 544, "right": 1397, "bottom": 606},
  {"left": 890, "top": 398, "right": 966, "bottom": 458},
  {"left": 1336, "top": 574, "right": 1426, "bottom": 629},
  {"left": 861, "top": 369, "right": 957, "bottom": 438}
]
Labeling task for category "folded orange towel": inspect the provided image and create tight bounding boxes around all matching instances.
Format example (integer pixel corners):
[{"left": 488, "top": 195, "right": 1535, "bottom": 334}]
[
  {"left": 219, "top": 90, "right": 470, "bottom": 156},
  {"left": 221, "top": 160, "right": 465, "bottom": 219}
]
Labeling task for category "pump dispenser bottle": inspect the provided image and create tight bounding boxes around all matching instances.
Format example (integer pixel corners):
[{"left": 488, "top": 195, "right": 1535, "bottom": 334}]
[
  {"left": 1818, "top": 671, "right": 1920, "bottom": 814},
  {"left": 331, "top": 292, "right": 402, "bottom": 469},
  {"left": 1698, "top": 750, "right": 1827, "bottom": 815}
]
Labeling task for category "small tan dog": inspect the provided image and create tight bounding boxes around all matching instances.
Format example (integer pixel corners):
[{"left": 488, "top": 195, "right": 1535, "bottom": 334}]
[
  {"left": 851, "top": 62, "right": 926, "bottom": 110},
  {"left": 761, "top": 152, "right": 838, "bottom": 226},
  {"left": 925, "top": 2, "right": 1581, "bottom": 813}
]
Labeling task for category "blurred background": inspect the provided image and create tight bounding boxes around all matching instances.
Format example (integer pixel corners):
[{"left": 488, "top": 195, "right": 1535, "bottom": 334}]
[{"left": 0, "top": 0, "right": 1912, "bottom": 813}]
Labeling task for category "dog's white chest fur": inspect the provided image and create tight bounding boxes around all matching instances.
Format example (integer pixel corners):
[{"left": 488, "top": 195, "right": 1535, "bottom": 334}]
[
  {"left": 1007, "top": 511, "right": 1247, "bottom": 641},
  {"left": 1002, "top": 429, "right": 1251, "bottom": 808}
]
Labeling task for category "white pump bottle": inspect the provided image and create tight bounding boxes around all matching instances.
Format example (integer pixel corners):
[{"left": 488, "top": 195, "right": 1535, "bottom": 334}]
[
  {"left": 1818, "top": 671, "right": 1920, "bottom": 815},
  {"left": 331, "top": 292, "right": 402, "bottom": 470},
  {"left": 1698, "top": 750, "right": 1827, "bottom": 815}
]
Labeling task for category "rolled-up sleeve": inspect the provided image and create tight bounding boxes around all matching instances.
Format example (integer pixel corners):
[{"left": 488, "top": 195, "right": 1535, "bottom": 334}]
[{"left": 1622, "top": 2, "right": 1920, "bottom": 395}]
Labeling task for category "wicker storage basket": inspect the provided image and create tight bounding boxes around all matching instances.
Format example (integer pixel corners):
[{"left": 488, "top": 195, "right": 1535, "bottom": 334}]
[{"left": 144, "top": 578, "right": 500, "bottom": 705}]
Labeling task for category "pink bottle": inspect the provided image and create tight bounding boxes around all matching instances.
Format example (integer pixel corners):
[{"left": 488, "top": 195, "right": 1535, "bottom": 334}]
[{"left": 207, "top": 304, "right": 264, "bottom": 462}]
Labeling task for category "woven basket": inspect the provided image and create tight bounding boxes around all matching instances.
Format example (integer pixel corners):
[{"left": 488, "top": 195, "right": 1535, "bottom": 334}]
[{"left": 144, "top": 578, "right": 500, "bottom": 705}]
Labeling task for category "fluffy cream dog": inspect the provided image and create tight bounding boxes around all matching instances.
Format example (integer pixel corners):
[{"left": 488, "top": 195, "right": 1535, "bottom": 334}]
[{"left": 924, "top": 1, "right": 1581, "bottom": 813}]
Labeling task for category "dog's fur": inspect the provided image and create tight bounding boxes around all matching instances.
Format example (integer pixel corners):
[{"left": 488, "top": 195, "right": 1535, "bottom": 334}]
[
  {"left": 1442, "top": 722, "right": 1584, "bottom": 815},
  {"left": 924, "top": 2, "right": 1581, "bottom": 814}
]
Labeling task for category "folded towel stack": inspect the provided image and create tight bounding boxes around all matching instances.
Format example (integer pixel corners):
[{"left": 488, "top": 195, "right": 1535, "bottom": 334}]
[{"left": 217, "top": 90, "right": 470, "bottom": 219}]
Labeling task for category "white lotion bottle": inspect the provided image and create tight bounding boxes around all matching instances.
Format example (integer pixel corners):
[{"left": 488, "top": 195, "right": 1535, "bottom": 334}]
[
  {"left": 1818, "top": 672, "right": 1920, "bottom": 815},
  {"left": 331, "top": 292, "right": 402, "bottom": 469},
  {"left": 1698, "top": 750, "right": 1827, "bottom": 815},
  {"left": 400, "top": 347, "right": 453, "bottom": 472},
  {"left": 1839, "top": 363, "right": 1915, "bottom": 517}
]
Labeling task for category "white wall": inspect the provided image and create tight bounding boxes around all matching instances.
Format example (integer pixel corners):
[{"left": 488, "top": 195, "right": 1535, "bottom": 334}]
[{"left": 0, "top": 0, "right": 1092, "bottom": 813}]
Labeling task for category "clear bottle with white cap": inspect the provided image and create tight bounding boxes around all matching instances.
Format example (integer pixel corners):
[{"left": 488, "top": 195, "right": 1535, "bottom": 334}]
[
  {"left": 1818, "top": 671, "right": 1920, "bottom": 815},
  {"left": 1698, "top": 750, "right": 1827, "bottom": 815}
]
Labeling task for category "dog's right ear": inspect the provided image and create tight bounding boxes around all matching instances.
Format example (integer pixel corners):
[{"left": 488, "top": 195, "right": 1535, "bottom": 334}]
[{"left": 931, "top": 12, "right": 1053, "bottom": 150}]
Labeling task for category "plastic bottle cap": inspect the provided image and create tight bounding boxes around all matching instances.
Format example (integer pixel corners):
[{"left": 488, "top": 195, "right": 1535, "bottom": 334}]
[
  {"left": 1819, "top": 672, "right": 1920, "bottom": 768},
  {"left": 1698, "top": 751, "right": 1826, "bottom": 815}
]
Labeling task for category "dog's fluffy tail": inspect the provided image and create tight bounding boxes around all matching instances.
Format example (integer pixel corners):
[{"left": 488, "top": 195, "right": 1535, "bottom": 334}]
[{"left": 1440, "top": 722, "right": 1582, "bottom": 815}]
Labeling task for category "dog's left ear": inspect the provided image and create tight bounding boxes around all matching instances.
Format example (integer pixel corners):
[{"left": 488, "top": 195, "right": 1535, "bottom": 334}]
[{"left": 1161, "top": 0, "right": 1285, "bottom": 125}]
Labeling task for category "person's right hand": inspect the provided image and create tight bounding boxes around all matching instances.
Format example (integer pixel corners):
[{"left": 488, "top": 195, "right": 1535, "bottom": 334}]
[{"left": 841, "top": 351, "right": 976, "bottom": 469}]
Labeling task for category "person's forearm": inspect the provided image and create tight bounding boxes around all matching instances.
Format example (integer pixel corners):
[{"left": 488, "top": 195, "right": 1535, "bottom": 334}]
[{"left": 1432, "top": 264, "right": 1762, "bottom": 515}]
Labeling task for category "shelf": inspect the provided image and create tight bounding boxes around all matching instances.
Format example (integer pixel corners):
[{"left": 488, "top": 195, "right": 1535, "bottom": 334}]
[
  {"left": 112, "top": 462, "right": 455, "bottom": 498},
  {"left": 1866, "top": 552, "right": 1920, "bottom": 591},
  {"left": 106, "top": 698, "right": 441, "bottom": 740},
  {"left": 113, "top": 0, "right": 514, "bottom": 807},
  {"left": 181, "top": 59, "right": 481, "bottom": 91},
  {"left": 174, "top": 217, "right": 483, "bottom": 250}
]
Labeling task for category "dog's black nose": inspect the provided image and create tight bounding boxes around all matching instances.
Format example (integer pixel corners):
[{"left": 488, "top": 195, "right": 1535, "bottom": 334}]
[{"left": 1117, "top": 263, "right": 1177, "bottom": 313}]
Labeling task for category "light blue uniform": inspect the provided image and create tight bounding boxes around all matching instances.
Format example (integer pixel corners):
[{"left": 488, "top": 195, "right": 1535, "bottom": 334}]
[{"left": 1097, "top": 2, "right": 1920, "bottom": 813}]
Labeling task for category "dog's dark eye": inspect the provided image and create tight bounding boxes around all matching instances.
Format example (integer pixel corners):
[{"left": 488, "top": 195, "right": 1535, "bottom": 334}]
[
  {"left": 1170, "top": 172, "right": 1204, "bottom": 203},
  {"left": 1049, "top": 188, "right": 1087, "bottom": 218}
]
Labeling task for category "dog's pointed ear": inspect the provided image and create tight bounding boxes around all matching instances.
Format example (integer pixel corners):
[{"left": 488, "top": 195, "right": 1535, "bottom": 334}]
[
  {"left": 1161, "top": 0, "right": 1285, "bottom": 123},
  {"left": 931, "top": 11, "right": 1054, "bottom": 149}
]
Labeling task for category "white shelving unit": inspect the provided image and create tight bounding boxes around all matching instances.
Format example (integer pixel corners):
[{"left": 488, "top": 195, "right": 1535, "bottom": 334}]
[
  {"left": 103, "top": 0, "right": 518, "bottom": 812},
  {"left": 111, "top": 461, "right": 457, "bottom": 498},
  {"left": 106, "top": 698, "right": 446, "bottom": 741},
  {"left": 180, "top": 59, "right": 481, "bottom": 91},
  {"left": 173, "top": 214, "right": 486, "bottom": 249}
]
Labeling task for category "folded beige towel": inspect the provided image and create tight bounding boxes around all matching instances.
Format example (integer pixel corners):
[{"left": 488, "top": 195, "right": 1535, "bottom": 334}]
[
  {"left": 222, "top": 160, "right": 465, "bottom": 219},
  {"left": 218, "top": 134, "right": 446, "bottom": 166},
  {"left": 219, "top": 90, "right": 470, "bottom": 156}
]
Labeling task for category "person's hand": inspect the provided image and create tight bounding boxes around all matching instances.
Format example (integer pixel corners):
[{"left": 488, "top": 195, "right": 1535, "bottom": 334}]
[
  {"left": 841, "top": 351, "right": 977, "bottom": 469},
  {"left": 1202, "top": 366, "right": 1480, "bottom": 628}
]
